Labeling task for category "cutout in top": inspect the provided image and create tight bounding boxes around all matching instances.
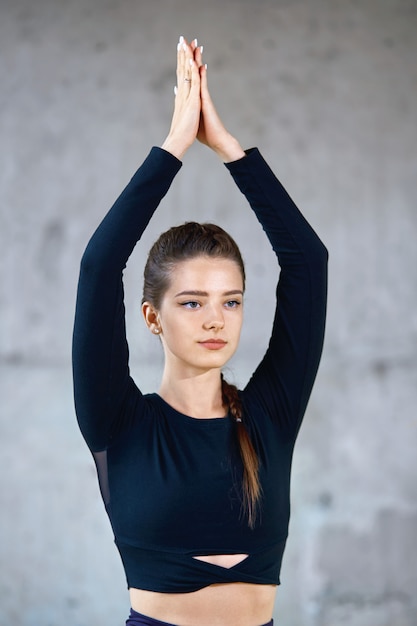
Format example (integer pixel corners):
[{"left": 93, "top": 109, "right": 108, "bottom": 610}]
[{"left": 193, "top": 553, "right": 248, "bottom": 569}]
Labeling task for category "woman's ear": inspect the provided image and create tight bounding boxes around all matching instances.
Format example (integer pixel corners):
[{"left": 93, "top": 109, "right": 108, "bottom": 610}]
[{"left": 142, "top": 302, "right": 161, "bottom": 335}]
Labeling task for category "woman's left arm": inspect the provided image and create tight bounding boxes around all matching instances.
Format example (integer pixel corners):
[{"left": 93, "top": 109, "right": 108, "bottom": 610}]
[
  {"left": 195, "top": 48, "right": 327, "bottom": 437},
  {"left": 226, "top": 150, "right": 328, "bottom": 438}
]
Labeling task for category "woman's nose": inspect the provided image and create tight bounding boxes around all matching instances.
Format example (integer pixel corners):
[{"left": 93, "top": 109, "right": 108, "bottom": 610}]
[{"left": 202, "top": 305, "right": 224, "bottom": 330}]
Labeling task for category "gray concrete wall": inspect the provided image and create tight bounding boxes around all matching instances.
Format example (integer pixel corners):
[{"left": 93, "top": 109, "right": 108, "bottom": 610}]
[{"left": 1, "top": 0, "right": 416, "bottom": 624}]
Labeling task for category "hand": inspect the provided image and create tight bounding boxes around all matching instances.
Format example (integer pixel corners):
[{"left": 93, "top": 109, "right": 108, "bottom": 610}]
[
  {"left": 194, "top": 46, "right": 246, "bottom": 162},
  {"left": 161, "top": 37, "right": 201, "bottom": 160}
]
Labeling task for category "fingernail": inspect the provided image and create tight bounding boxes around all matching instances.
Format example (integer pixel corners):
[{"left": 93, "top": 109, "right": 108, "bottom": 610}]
[
  {"left": 179, "top": 35, "right": 184, "bottom": 44},
  {"left": 174, "top": 86, "right": 178, "bottom": 95},
  {"left": 189, "top": 58, "right": 193, "bottom": 66},
  {"left": 177, "top": 42, "right": 181, "bottom": 51},
  {"left": 200, "top": 45, "right": 204, "bottom": 54},
  {"left": 182, "top": 42, "right": 187, "bottom": 51},
  {"left": 193, "top": 38, "right": 198, "bottom": 47},
  {"left": 204, "top": 63, "right": 208, "bottom": 70}
]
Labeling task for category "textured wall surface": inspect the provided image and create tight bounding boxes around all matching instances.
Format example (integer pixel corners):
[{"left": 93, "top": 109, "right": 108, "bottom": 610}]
[{"left": 1, "top": 0, "right": 416, "bottom": 625}]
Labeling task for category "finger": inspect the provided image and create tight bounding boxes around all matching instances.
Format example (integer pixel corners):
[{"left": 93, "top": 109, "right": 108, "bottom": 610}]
[
  {"left": 189, "top": 57, "right": 201, "bottom": 93},
  {"left": 194, "top": 44, "right": 204, "bottom": 68},
  {"left": 176, "top": 37, "right": 192, "bottom": 83},
  {"left": 200, "top": 62, "right": 209, "bottom": 100},
  {"left": 182, "top": 41, "right": 194, "bottom": 81},
  {"left": 177, "top": 34, "right": 185, "bottom": 52},
  {"left": 190, "top": 38, "right": 198, "bottom": 52},
  {"left": 176, "top": 36, "right": 185, "bottom": 82},
  {"left": 175, "top": 38, "right": 191, "bottom": 84}
]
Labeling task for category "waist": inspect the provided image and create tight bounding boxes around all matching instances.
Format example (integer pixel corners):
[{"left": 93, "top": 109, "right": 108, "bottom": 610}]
[{"left": 130, "top": 582, "right": 277, "bottom": 626}]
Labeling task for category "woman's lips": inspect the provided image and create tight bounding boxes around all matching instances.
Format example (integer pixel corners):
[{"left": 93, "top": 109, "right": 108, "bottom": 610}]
[{"left": 199, "top": 340, "right": 227, "bottom": 350}]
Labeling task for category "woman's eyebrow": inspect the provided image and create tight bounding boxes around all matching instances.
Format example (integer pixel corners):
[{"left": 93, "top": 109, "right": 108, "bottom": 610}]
[{"left": 174, "top": 289, "right": 244, "bottom": 298}]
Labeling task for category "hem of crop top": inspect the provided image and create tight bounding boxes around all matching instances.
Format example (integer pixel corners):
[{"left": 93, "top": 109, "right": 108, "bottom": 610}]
[{"left": 115, "top": 538, "right": 287, "bottom": 593}]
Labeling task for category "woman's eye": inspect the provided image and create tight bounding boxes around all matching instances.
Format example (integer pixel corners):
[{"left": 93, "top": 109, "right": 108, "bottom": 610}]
[
  {"left": 182, "top": 301, "right": 200, "bottom": 309},
  {"left": 225, "top": 300, "right": 241, "bottom": 308}
]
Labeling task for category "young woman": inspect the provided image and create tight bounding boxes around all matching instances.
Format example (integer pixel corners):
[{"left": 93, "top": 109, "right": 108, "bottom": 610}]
[{"left": 72, "top": 37, "right": 328, "bottom": 626}]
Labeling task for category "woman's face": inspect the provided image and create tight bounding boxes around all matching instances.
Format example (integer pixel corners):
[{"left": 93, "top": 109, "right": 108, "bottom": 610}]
[{"left": 153, "top": 256, "right": 244, "bottom": 376}]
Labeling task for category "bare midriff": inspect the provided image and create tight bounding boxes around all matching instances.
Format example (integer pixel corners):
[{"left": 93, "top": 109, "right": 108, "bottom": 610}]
[{"left": 130, "top": 573, "right": 277, "bottom": 626}]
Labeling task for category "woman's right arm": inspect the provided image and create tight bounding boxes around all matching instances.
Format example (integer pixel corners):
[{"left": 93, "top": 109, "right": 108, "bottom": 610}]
[
  {"left": 72, "top": 148, "right": 182, "bottom": 451},
  {"left": 73, "top": 37, "right": 202, "bottom": 451}
]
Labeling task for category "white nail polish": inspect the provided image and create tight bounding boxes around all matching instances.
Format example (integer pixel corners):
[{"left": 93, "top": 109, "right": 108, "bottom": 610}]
[
  {"left": 182, "top": 42, "right": 187, "bottom": 51},
  {"left": 200, "top": 45, "right": 204, "bottom": 54},
  {"left": 177, "top": 42, "right": 181, "bottom": 51},
  {"left": 193, "top": 38, "right": 198, "bottom": 47},
  {"left": 179, "top": 35, "right": 184, "bottom": 44},
  {"left": 189, "top": 58, "right": 193, "bottom": 66},
  {"left": 174, "top": 86, "right": 178, "bottom": 95}
]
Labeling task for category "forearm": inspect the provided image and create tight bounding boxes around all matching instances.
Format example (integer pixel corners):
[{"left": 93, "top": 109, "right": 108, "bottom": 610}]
[
  {"left": 226, "top": 148, "right": 327, "bottom": 264},
  {"left": 82, "top": 148, "right": 182, "bottom": 271}
]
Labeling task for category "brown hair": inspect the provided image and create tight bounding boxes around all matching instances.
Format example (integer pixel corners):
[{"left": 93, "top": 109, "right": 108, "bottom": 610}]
[{"left": 143, "top": 222, "right": 261, "bottom": 527}]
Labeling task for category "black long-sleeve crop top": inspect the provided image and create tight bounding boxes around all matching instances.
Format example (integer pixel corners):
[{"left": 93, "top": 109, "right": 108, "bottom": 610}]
[{"left": 72, "top": 147, "right": 328, "bottom": 593}]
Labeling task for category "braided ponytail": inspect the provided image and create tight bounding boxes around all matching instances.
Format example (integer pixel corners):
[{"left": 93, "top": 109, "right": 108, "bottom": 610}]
[{"left": 221, "top": 374, "right": 261, "bottom": 529}]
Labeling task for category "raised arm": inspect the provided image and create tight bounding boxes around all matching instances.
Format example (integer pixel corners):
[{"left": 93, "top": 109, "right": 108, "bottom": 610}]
[
  {"left": 72, "top": 149, "right": 182, "bottom": 451},
  {"left": 73, "top": 38, "right": 206, "bottom": 451},
  {"left": 194, "top": 45, "right": 327, "bottom": 438},
  {"left": 227, "top": 151, "right": 328, "bottom": 439}
]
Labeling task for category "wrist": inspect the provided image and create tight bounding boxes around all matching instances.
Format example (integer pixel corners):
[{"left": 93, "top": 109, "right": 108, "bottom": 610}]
[
  {"left": 213, "top": 135, "right": 246, "bottom": 163},
  {"left": 161, "top": 135, "right": 190, "bottom": 161}
]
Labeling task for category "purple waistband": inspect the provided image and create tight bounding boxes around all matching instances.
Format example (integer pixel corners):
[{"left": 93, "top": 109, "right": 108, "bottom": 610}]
[
  {"left": 126, "top": 608, "right": 274, "bottom": 626},
  {"left": 126, "top": 608, "right": 177, "bottom": 626}
]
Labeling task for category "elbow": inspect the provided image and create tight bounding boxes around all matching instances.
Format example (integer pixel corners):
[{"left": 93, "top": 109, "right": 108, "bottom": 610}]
[
  {"left": 310, "top": 239, "right": 328, "bottom": 286},
  {"left": 79, "top": 238, "right": 99, "bottom": 273},
  {"left": 312, "top": 237, "right": 329, "bottom": 270},
  {"left": 78, "top": 239, "right": 112, "bottom": 278},
  {"left": 314, "top": 231, "right": 329, "bottom": 262},
  {"left": 320, "top": 241, "right": 329, "bottom": 265}
]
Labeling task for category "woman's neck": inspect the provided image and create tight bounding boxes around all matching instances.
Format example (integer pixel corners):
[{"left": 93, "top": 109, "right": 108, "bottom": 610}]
[{"left": 158, "top": 368, "right": 226, "bottom": 418}]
